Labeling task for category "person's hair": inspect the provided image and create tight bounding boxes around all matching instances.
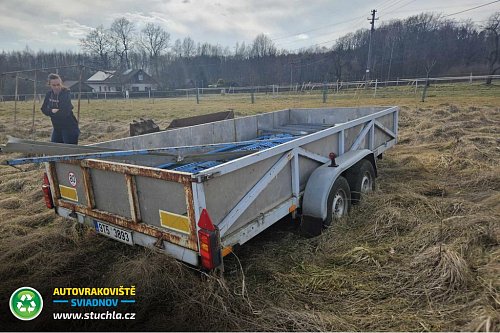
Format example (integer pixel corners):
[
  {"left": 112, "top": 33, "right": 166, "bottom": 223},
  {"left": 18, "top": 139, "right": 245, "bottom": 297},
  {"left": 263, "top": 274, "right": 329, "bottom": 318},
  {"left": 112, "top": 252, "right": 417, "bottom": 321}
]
[{"left": 47, "top": 73, "right": 66, "bottom": 88}]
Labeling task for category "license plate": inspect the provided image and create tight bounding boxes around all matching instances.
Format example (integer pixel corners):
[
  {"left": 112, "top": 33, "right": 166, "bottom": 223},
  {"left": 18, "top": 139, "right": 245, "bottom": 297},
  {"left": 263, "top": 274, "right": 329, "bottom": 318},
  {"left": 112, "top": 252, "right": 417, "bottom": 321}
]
[{"left": 94, "top": 220, "right": 133, "bottom": 245}]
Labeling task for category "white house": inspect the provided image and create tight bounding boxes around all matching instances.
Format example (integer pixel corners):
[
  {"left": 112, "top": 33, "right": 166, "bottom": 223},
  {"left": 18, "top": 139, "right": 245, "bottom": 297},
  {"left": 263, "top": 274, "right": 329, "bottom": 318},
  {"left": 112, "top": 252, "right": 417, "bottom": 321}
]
[{"left": 86, "top": 69, "right": 159, "bottom": 93}]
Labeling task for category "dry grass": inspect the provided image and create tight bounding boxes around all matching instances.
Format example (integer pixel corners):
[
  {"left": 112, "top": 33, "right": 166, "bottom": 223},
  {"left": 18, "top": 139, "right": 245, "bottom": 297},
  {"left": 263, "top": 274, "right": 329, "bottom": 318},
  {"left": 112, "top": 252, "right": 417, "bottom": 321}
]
[
  {"left": 0, "top": 83, "right": 499, "bottom": 331},
  {"left": 410, "top": 245, "right": 472, "bottom": 300}
]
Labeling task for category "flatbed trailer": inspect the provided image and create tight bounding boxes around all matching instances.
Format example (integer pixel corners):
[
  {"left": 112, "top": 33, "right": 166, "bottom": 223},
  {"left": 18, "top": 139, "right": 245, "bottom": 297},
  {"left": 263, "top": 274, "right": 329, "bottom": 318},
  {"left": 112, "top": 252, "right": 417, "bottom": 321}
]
[{"left": 11, "top": 106, "right": 399, "bottom": 270}]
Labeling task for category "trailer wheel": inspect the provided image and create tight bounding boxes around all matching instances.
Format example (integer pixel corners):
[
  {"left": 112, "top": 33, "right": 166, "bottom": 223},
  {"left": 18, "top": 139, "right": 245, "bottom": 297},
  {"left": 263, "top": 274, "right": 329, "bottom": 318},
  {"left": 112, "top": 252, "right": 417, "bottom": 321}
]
[
  {"left": 324, "top": 176, "right": 351, "bottom": 227},
  {"left": 346, "top": 159, "right": 375, "bottom": 204}
]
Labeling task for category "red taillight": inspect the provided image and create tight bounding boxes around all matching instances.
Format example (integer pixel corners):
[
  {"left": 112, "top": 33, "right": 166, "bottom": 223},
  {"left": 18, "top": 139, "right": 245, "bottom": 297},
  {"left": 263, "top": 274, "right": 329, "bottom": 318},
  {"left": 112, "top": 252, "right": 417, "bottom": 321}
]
[
  {"left": 197, "top": 209, "right": 222, "bottom": 270},
  {"left": 42, "top": 172, "right": 54, "bottom": 209}
]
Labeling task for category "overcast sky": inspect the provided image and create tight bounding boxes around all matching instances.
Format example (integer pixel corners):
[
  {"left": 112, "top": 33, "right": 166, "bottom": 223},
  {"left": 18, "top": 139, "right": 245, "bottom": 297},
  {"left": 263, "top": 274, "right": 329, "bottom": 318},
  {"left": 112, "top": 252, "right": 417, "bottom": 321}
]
[{"left": 0, "top": 0, "right": 498, "bottom": 53}]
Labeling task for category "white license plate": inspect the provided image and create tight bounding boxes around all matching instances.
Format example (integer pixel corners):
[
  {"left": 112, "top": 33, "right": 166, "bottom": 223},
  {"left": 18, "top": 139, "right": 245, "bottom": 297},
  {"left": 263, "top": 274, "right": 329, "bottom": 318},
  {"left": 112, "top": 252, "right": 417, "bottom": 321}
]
[{"left": 94, "top": 220, "right": 133, "bottom": 245}]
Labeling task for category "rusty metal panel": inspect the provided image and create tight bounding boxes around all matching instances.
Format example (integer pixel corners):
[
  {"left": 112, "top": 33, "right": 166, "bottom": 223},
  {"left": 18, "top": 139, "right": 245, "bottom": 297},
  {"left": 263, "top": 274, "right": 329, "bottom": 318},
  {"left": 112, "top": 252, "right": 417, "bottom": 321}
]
[
  {"left": 184, "top": 184, "right": 198, "bottom": 242},
  {"left": 132, "top": 175, "right": 198, "bottom": 250},
  {"left": 81, "top": 166, "right": 95, "bottom": 208},
  {"left": 53, "top": 160, "right": 199, "bottom": 250},
  {"left": 167, "top": 110, "right": 234, "bottom": 129},
  {"left": 90, "top": 169, "right": 131, "bottom": 219},
  {"left": 48, "top": 162, "right": 61, "bottom": 199},
  {"left": 125, "top": 174, "right": 141, "bottom": 223},
  {"left": 45, "top": 106, "right": 399, "bottom": 256},
  {"left": 54, "top": 162, "right": 87, "bottom": 206},
  {"left": 130, "top": 118, "right": 160, "bottom": 136},
  {"left": 134, "top": 176, "right": 187, "bottom": 225},
  {"left": 55, "top": 200, "right": 197, "bottom": 250},
  {"left": 79, "top": 159, "right": 191, "bottom": 185}
]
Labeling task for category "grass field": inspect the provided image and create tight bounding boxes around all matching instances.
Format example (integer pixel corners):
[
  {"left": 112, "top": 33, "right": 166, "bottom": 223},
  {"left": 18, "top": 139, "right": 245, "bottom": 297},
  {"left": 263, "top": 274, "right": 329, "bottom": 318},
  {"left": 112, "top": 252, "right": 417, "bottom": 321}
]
[{"left": 0, "top": 83, "right": 498, "bottom": 331}]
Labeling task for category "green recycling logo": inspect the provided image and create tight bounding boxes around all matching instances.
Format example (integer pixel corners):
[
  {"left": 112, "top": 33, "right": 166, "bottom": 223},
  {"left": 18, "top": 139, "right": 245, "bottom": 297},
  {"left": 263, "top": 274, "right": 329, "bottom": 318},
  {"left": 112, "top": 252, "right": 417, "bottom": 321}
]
[{"left": 9, "top": 287, "right": 43, "bottom": 320}]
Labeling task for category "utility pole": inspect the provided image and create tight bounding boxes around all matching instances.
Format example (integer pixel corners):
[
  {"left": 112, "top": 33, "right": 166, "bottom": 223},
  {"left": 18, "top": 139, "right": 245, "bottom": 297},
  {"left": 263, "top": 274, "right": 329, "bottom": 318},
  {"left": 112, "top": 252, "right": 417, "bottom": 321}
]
[
  {"left": 31, "top": 70, "right": 37, "bottom": 139},
  {"left": 289, "top": 61, "right": 298, "bottom": 94},
  {"left": 365, "top": 9, "right": 378, "bottom": 89}
]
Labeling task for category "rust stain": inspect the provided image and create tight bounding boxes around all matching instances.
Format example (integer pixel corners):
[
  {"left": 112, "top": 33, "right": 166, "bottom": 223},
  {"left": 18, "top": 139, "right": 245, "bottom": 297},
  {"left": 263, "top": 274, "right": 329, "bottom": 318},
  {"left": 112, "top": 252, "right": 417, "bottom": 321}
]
[
  {"left": 48, "top": 162, "right": 61, "bottom": 199},
  {"left": 57, "top": 200, "right": 198, "bottom": 250},
  {"left": 51, "top": 159, "right": 198, "bottom": 250},
  {"left": 184, "top": 184, "right": 199, "bottom": 251},
  {"left": 79, "top": 159, "right": 192, "bottom": 185},
  {"left": 81, "top": 166, "right": 95, "bottom": 209},
  {"left": 125, "top": 174, "right": 141, "bottom": 223}
]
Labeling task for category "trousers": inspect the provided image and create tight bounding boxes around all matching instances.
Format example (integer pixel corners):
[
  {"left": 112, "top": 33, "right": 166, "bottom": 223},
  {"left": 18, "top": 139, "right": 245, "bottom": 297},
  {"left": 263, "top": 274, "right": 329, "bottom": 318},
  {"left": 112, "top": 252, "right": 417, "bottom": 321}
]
[{"left": 51, "top": 128, "right": 80, "bottom": 144}]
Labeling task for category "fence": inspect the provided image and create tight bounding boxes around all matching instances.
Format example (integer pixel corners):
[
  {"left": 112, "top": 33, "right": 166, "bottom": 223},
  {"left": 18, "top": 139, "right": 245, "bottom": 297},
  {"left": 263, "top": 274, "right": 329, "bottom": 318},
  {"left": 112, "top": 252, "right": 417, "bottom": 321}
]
[{"left": 1, "top": 74, "right": 499, "bottom": 103}]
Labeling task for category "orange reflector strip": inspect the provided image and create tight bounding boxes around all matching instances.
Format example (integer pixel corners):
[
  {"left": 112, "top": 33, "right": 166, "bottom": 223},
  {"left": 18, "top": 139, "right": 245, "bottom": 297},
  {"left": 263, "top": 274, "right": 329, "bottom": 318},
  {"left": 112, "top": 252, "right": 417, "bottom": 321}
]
[
  {"left": 59, "top": 185, "right": 78, "bottom": 202},
  {"left": 222, "top": 246, "right": 233, "bottom": 257},
  {"left": 289, "top": 204, "right": 297, "bottom": 213}
]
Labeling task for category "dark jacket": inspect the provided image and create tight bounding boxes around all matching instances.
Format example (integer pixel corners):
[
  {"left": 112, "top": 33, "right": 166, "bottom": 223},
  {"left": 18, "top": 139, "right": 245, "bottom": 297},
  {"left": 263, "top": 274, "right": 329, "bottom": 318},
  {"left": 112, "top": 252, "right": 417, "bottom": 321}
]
[{"left": 41, "top": 88, "right": 79, "bottom": 131}]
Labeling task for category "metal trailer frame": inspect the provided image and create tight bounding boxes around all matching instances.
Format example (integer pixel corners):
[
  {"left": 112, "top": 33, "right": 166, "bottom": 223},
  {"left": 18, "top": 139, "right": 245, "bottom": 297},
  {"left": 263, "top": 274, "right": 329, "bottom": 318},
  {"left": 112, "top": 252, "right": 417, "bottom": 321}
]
[
  {"left": 44, "top": 159, "right": 202, "bottom": 265},
  {"left": 35, "top": 106, "right": 398, "bottom": 269},
  {"left": 189, "top": 106, "right": 398, "bottom": 250}
]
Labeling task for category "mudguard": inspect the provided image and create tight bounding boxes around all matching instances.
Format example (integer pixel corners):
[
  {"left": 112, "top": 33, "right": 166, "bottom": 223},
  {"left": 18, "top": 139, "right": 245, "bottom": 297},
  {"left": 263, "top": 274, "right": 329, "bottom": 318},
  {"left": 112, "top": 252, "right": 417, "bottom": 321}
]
[{"left": 302, "top": 149, "right": 374, "bottom": 221}]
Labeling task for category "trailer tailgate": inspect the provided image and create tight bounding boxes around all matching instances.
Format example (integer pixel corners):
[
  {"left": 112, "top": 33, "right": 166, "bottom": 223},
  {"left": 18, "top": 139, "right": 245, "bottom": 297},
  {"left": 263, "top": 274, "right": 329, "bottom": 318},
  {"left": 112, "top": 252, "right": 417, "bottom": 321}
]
[{"left": 46, "top": 158, "right": 199, "bottom": 251}]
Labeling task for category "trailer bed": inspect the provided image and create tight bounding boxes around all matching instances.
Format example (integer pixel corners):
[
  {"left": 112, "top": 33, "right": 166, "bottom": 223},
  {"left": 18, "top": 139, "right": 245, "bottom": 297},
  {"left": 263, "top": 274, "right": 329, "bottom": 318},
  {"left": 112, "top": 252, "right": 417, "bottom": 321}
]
[{"left": 21, "top": 106, "right": 400, "bottom": 269}]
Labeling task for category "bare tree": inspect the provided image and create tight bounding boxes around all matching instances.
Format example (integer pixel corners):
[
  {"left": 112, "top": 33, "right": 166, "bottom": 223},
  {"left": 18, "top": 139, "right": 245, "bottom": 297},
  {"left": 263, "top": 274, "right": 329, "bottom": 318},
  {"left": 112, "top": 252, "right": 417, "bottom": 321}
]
[
  {"left": 80, "top": 25, "right": 112, "bottom": 68},
  {"left": 140, "top": 23, "right": 170, "bottom": 77},
  {"left": 251, "top": 34, "right": 277, "bottom": 58},
  {"left": 421, "top": 59, "right": 436, "bottom": 101},
  {"left": 182, "top": 37, "right": 195, "bottom": 58},
  {"left": 110, "top": 17, "right": 135, "bottom": 69},
  {"left": 172, "top": 39, "right": 182, "bottom": 58},
  {"left": 485, "top": 12, "right": 500, "bottom": 84},
  {"left": 234, "top": 41, "right": 250, "bottom": 59}
]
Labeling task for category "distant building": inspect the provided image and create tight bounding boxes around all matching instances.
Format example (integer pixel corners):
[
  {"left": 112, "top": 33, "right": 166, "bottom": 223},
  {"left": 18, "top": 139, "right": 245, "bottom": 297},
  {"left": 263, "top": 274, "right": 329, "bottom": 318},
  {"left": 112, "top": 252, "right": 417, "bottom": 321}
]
[
  {"left": 86, "top": 69, "right": 159, "bottom": 93},
  {"left": 62, "top": 80, "right": 93, "bottom": 93}
]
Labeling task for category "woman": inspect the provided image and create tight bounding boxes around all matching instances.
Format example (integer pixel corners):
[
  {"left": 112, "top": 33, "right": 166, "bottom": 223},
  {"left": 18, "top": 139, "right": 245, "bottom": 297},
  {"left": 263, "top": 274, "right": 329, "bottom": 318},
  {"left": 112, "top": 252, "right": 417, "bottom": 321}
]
[{"left": 41, "top": 73, "right": 80, "bottom": 144}]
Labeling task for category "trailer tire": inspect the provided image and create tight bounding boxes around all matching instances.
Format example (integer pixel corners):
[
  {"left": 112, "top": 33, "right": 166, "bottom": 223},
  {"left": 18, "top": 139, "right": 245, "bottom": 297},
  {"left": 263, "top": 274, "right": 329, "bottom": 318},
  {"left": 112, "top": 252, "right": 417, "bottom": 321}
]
[
  {"left": 346, "top": 159, "right": 375, "bottom": 205},
  {"left": 324, "top": 176, "right": 351, "bottom": 227}
]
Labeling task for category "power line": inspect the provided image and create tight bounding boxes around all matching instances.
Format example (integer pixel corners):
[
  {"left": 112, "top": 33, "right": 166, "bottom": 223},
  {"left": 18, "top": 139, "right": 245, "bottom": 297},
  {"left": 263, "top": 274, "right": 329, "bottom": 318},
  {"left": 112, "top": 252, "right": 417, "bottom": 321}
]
[
  {"left": 289, "top": 5, "right": 493, "bottom": 54},
  {"left": 377, "top": 0, "right": 400, "bottom": 9},
  {"left": 275, "top": 8, "right": 374, "bottom": 50},
  {"left": 380, "top": 0, "right": 408, "bottom": 12},
  {"left": 272, "top": 16, "right": 365, "bottom": 42},
  {"left": 279, "top": 0, "right": 498, "bottom": 52},
  {"left": 382, "top": 0, "right": 418, "bottom": 17},
  {"left": 375, "top": 4, "right": 490, "bottom": 18},
  {"left": 292, "top": 55, "right": 332, "bottom": 68},
  {"left": 275, "top": 25, "right": 358, "bottom": 48},
  {"left": 270, "top": 0, "right": 395, "bottom": 43},
  {"left": 442, "top": 0, "right": 500, "bottom": 18},
  {"left": 280, "top": 13, "right": 371, "bottom": 52}
]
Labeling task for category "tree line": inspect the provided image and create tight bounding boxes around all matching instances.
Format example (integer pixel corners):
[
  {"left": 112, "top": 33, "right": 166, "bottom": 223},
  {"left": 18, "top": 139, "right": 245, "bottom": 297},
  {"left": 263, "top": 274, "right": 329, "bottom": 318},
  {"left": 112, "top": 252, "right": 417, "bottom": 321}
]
[{"left": 0, "top": 11, "right": 499, "bottom": 94}]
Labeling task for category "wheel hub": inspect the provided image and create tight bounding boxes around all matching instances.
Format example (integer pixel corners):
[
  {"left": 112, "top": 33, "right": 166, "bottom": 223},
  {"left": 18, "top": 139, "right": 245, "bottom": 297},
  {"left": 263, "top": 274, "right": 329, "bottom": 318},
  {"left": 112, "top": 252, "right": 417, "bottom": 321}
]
[
  {"left": 332, "top": 189, "right": 347, "bottom": 219},
  {"left": 361, "top": 173, "right": 373, "bottom": 193}
]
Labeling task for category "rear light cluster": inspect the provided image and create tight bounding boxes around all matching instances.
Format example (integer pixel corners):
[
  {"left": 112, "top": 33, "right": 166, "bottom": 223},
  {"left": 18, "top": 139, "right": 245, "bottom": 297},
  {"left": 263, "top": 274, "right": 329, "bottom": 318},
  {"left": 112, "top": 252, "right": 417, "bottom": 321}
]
[
  {"left": 197, "top": 209, "right": 222, "bottom": 270},
  {"left": 42, "top": 172, "right": 54, "bottom": 209}
]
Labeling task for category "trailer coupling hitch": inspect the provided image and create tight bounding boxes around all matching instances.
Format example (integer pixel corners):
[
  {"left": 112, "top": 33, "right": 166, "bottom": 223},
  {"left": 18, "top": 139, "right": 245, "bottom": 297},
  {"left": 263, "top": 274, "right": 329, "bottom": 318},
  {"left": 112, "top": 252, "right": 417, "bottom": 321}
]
[{"left": 328, "top": 152, "right": 339, "bottom": 167}]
